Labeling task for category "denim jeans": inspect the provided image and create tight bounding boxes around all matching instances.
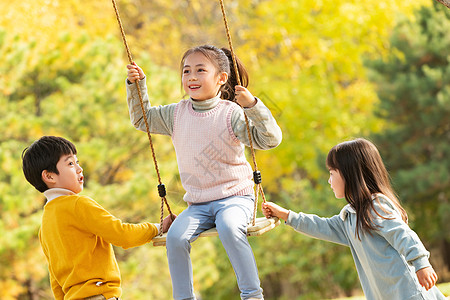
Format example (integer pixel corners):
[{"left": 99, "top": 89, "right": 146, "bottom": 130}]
[{"left": 166, "top": 195, "right": 263, "bottom": 300}]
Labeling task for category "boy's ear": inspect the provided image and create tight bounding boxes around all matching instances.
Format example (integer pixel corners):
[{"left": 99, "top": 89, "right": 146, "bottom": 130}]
[
  {"left": 42, "top": 170, "right": 56, "bottom": 185},
  {"left": 218, "top": 72, "right": 228, "bottom": 85}
]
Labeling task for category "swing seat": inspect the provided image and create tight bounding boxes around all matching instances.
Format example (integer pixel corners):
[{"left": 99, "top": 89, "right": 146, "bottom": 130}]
[{"left": 152, "top": 216, "right": 280, "bottom": 247}]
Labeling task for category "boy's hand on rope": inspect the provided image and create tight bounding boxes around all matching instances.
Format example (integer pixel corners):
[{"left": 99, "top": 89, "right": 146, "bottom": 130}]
[
  {"left": 127, "top": 62, "right": 145, "bottom": 83},
  {"left": 235, "top": 85, "right": 257, "bottom": 108},
  {"left": 262, "top": 202, "right": 290, "bottom": 222},
  {"left": 162, "top": 214, "right": 177, "bottom": 233}
]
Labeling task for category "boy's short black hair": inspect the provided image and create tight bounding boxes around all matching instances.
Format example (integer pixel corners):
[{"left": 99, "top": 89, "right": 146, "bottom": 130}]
[{"left": 22, "top": 136, "right": 77, "bottom": 192}]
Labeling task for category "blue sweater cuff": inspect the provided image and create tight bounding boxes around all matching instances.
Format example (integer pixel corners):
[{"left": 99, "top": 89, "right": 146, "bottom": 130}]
[
  {"left": 286, "top": 210, "right": 299, "bottom": 226},
  {"left": 410, "top": 255, "right": 431, "bottom": 272}
]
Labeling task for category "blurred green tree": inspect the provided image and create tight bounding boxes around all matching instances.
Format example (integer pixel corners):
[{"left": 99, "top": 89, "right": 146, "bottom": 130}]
[
  {"left": 366, "top": 1, "right": 450, "bottom": 274},
  {"left": 0, "top": 27, "right": 181, "bottom": 299},
  {"left": 1, "top": 0, "right": 440, "bottom": 298}
]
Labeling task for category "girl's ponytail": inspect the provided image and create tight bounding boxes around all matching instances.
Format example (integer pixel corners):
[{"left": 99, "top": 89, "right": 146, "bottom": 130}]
[{"left": 220, "top": 48, "right": 249, "bottom": 101}]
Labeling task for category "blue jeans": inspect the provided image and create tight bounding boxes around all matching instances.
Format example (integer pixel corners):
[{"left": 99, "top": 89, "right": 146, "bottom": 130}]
[{"left": 166, "top": 195, "right": 264, "bottom": 300}]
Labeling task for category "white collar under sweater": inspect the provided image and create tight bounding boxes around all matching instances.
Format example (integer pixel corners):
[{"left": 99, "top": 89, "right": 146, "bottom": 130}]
[{"left": 43, "top": 188, "right": 75, "bottom": 204}]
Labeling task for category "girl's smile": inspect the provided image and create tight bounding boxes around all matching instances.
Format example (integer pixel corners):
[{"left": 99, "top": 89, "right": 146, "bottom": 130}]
[
  {"left": 188, "top": 84, "right": 201, "bottom": 90},
  {"left": 182, "top": 52, "right": 227, "bottom": 101}
]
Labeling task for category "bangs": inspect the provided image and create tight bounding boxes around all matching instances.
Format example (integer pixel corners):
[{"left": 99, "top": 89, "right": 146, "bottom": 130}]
[
  {"left": 180, "top": 45, "right": 230, "bottom": 76},
  {"left": 59, "top": 140, "right": 77, "bottom": 156},
  {"left": 326, "top": 146, "right": 339, "bottom": 170}
]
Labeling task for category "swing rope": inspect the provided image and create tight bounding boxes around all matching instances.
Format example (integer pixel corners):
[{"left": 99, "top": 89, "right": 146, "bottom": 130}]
[
  {"left": 112, "top": 0, "right": 269, "bottom": 231},
  {"left": 111, "top": 0, "right": 174, "bottom": 235},
  {"left": 219, "top": 0, "right": 267, "bottom": 226}
]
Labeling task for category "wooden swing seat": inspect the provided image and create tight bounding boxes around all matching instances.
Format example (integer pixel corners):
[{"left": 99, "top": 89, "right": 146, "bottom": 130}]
[{"left": 152, "top": 216, "right": 280, "bottom": 247}]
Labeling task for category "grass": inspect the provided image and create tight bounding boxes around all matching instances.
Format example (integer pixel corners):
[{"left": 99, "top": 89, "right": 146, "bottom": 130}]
[
  {"left": 439, "top": 282, "right": 450, "bottom": 296},
  {"left": 329, "top": 282, "right": 450, "bottom": 299}
]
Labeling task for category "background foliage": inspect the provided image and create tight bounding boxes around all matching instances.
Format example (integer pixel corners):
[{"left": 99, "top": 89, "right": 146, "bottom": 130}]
[
  {"left": 0, "top": 0, "right": 447, "bottom": 299},
  {"left": 367, "top": 2, "right": 450, "bottom": 277}
]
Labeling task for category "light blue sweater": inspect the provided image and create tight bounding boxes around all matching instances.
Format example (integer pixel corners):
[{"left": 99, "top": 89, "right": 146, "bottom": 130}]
[{"left": 286, "top": 194, "right": 446, "bottom": 300}]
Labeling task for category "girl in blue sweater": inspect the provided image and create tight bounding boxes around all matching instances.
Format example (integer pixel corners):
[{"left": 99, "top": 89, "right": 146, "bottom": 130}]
[{"left": 262, "top": 138, "right": 446, "bottom": 300}]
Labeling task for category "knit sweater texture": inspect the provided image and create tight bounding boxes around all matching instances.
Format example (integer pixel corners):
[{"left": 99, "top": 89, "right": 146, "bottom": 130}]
[{"left": 172, "top": 99, "right": 253, "bottom": 203}]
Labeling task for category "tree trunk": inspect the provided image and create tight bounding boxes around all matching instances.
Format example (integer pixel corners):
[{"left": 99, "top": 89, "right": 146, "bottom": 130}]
[
  {"left": 25, "top": 278, "right": 39, "bottom": 300},
  {"left": 443, "top": 239, "right": 450, "bottom": 276}
]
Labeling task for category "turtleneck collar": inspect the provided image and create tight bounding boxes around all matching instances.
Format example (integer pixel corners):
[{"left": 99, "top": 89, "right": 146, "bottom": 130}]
[{"left": 189, "top": 93, "right": 222, "bottom": 112}]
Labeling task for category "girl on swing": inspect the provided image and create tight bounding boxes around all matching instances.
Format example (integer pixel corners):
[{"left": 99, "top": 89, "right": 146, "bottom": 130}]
[{"left": 126, "top": 45, "right": 282, "bottom": 300}]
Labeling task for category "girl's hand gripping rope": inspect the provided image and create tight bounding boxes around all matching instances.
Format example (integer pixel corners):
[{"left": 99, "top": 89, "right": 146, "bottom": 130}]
[{"left": 127, "top": 62, "right": 145, "bottom": 83}]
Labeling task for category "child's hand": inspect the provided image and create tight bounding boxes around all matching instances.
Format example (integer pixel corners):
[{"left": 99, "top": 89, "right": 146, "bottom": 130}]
[
  {"left": 416, "top": 266, "right": 438, "bottom": 291},
  {"left": 235, "top": 86, "right": 257, "bottom": 108},
  {"left": 262, "top": 202, "right": 290, "bottom": 221},
  {"left": 162, "top": 214, "right": 177, "bottom": 233},
  {"left": 127, "top": 62, "right": 145, "bottom": 83}
]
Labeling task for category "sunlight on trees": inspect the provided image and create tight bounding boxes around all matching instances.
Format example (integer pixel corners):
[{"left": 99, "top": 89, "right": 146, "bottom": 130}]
[{"left": 1, "top": 0, "right": 446, "bottom": 299}]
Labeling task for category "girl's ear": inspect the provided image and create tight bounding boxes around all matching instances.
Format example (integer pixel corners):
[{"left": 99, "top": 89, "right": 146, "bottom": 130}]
[
  {"left": 42, "top": 170, "right": 56, "bottom": 185},
  {"left": 218, "top": 72, "right": 228, "bottom": 85}
]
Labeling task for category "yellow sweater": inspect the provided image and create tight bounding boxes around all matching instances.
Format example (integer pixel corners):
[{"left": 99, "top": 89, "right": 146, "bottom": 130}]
[{"left": 39, "top": 191, "right": 158, "bottom": 300}]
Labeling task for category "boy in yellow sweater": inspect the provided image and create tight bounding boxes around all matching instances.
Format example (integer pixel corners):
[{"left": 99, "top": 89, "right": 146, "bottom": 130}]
[{"left": 22, "top": 136, "right": 174, "bottom": 300}]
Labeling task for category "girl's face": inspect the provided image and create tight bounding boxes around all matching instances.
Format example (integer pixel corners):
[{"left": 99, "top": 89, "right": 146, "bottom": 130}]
[
  {"left": 182, "top": 52, "right": 228, "bottom": 101},
  {"left": 328, "top": 168, "right": 345, "bottom": 199}
]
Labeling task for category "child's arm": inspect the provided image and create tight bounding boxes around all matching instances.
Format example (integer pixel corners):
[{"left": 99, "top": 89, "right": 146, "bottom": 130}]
[
  {"left": 126, "top": 63, "right": 177, "bottom": 136},
  {"left": 75, "top": 196, "right": 160, "bottom": 249},
  {"left": 371, "top": 199, "right": 435, "bottom": 283},
  {"left": 262, "top": 202, "right": 349, "bottom": 246},
  {"left": 231, "top": 87, "right": 282, "bottom": 150},
  {"left": 416, "top": 266, "right": 438, "bottom": 291}
]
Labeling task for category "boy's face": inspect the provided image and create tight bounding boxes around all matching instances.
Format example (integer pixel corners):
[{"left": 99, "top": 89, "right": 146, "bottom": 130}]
[{"left": 48, "top": 154, "right": 84, "bottom": 194}]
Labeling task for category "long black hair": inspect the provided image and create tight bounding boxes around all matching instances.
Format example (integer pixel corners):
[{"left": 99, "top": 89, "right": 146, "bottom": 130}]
[{"left": 326, "top": 138, "right": 408, "bottom": 239}]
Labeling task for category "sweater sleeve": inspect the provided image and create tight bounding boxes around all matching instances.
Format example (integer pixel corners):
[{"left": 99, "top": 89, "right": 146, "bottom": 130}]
[
  {"left": 286, "top": 211, "right": 350, "bottom": 246},
  {"left": 371, "top": 198, "right": 431, "bottom": 272},
  {"left": 75, "top": 196, "right": 159, "bottom": 249},
  {"left": 231, "top": 98, "right": 282, "bottom": 150},
  {"left": 126, "top": 78, "right": 177, "bottom": 136}
]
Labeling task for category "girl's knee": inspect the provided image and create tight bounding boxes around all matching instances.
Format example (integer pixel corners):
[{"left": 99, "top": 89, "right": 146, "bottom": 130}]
[
  {"left": 166, "top": 229, "right": 189, "bottom": 250},
  {"left": 217, "top": 221, "right": 246, "bottom": 242}
]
